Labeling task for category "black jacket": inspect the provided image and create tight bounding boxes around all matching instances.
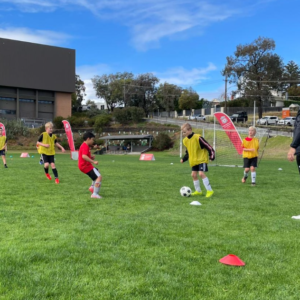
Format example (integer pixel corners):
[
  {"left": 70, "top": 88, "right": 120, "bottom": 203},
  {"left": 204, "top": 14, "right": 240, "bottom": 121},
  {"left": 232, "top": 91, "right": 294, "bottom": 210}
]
[{"left": 291, "top": 109, "right": 300, "bottom": 155}]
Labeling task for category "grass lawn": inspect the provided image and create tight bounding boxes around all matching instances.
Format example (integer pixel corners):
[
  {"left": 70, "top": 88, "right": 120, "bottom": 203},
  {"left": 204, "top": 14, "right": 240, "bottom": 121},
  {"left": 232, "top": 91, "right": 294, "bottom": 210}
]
[{"left": 1, "top": 152, "right": 300, "bottom": 299}]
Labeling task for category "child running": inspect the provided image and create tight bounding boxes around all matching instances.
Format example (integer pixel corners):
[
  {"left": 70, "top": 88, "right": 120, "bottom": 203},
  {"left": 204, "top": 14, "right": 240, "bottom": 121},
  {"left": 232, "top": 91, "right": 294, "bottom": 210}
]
[
  {"left": 78, "top": 132, "right": 103, "bottom": 199},
  {"left": 241, "top": 126, "right": 259, "bottom": 186},
  {"left": 0, "top": 127, "right": 8, "bottom": 168},
  {"left": 180, "top": 123, "right": 215, "bottom": 198},
  {"left": 37, "top": 122, "right": 65, "bottom": 183}
]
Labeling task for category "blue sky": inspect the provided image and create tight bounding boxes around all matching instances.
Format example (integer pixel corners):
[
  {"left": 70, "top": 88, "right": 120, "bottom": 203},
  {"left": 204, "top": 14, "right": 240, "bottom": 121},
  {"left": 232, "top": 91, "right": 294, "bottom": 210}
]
[{"left": 0, "top": 0, "right": 299, "bottom": 103}]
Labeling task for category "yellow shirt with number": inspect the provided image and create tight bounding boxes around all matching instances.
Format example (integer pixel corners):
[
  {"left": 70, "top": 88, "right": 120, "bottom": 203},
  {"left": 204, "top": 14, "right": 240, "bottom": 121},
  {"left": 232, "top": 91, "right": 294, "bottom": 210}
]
[{"left": 38, "top": 132, "right": 57, "bottom": 155}]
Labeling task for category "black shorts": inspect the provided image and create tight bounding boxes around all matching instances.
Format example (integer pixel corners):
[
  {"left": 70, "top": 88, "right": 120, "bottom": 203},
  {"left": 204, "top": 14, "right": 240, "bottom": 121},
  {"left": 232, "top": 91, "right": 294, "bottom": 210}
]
[
  {"left": 42, "top": 154, "right": 55, "bottom": 164},
  {"left": 86, "top": 168, "right": 101, "bottom": 181},
  {"left": 296, "top": 154, "right": 300, "bottom": 175},
  {"left": 243, "top": 157, "right": 258, "bottom": 168},
  {"left": 0, "top": 150, "right": 5, "bottom": 156},
  {"left": 192, "top": 163, "right": 208, "bottom": 172}
]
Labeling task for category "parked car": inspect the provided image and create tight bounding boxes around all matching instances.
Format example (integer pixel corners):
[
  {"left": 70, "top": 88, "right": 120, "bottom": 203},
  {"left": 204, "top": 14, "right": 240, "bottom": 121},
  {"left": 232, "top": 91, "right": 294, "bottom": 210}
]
[
  {"left": 277, "top": 117, "right": 296, "bottom": 126},
  {"left": 188, "top": 114, "right": 206, "bottom": 121},
  {"left": 230, "top": 111, "right": 248, "bottom": 122},
  {"left": 256, "top": 116, "right": 279, "bottom": 125}
]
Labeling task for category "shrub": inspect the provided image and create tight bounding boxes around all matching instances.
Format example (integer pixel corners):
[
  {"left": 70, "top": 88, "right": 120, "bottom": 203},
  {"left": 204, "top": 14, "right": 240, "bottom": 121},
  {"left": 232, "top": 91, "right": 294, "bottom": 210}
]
[
  {"left": 59, "top": 139, "right": 70, "bottom": 150},
  {"left": 152, "top": 132, "right": 173, "bottom": 151},
  {"left": 113, "top": 107, "right": 145, "bottom": 124},
  {"left": 74, "top": 137, "right": 84, "bottom": 150},
  {"left": 67, "top": 116, "right": 86, "bottom": 127},
  {"left": 88, "top": 117, "right": 96, "bottom": 127},
  {"left": 0, "top": 119, "right": 29, "bottom": 139},
  {"left": 94, "top": 115, "right": 112, "bottom": 133},
  {"left": 53, "top": 116, "right": 64, "bottom": 129}
]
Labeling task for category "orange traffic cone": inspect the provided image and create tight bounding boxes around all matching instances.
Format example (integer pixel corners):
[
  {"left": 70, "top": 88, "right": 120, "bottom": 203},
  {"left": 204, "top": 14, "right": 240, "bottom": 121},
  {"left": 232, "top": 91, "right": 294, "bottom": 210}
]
[{"left": 219, "top": 254, "right": 245, "bottom": 266}]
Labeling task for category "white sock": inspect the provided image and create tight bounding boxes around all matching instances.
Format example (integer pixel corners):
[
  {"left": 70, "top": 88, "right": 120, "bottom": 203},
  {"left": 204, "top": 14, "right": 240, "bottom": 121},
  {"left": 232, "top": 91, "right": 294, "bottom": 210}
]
[
  {"left": 251, "top": 172, "right": 256, "bottom": 183},
  {"left": 244, "top": 171, "right": 248, "bottom": 178},
  {"left": 93, "top": 181, "right": 101, "bottom": 195},
  {"left": 193, "top": 180, "right": 201, "bottom": 192},
  {"left": 202, "top": 177, "right": 212, "bottom": 191}
]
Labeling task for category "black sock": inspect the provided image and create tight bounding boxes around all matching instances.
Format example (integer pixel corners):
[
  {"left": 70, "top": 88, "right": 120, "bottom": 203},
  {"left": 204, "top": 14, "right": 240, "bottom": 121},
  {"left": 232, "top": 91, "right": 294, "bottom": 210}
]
[
  {"left": 52, "top": 168, "right": 58, "bottom": 178},
  {"left": 44, "top": 168, "right": 49, "bottom": 174}
]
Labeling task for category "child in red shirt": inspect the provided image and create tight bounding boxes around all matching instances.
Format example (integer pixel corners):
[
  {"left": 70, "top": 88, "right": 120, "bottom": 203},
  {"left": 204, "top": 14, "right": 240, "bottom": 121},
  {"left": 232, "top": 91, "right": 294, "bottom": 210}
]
[{"left": 78, "top": 132, "right": 102, "bottom": 199}]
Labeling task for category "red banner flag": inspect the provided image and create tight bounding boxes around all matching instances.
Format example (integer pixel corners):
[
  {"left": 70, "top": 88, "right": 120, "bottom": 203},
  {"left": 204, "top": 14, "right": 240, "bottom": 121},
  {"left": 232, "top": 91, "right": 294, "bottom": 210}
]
[
  {"left": 214, "top": 112, "right": 243, "bottom": 155},
  {"left": 62, "top": 120, "right": 75, "bottom": 151},
  {"left": 0, "top": 122, "right": 6, "bottom": 136}
]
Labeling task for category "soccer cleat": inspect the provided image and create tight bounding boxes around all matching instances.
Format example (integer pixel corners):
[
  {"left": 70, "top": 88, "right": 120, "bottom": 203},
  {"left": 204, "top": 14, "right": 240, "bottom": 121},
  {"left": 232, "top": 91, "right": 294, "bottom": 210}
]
[
  {"left": 206, "top": 190, "right": 214, "bottom": 198},
  {"left": 46, "top": 173, "right": 52, "bottom": 180},
  {"left": 191, "top": 191, "right": 203, "bottom": 196},
  {"left": 91, "top": 194, "right": 102, "bottom": 199},
  {"left": 89, "top": 186, "right": 94, "bottom": 193},
  {"left": 251, "top": 182, "right": 256, "bottom": 187},
  {"left": 242, "top": 177, "right": 247, "bottom": 183},
  {"left": 4, "top": 165, "right": 8, "bottom": 168},
  {"left": 55, "top": 178, "right": 59, "bottom": 184}
]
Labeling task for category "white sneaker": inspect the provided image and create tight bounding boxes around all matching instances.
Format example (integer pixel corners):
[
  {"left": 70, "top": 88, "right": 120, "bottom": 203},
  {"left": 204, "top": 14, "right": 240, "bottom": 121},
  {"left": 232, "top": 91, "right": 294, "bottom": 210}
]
[{"left": 91, "top": 194, "right": 102, "bottom": 199}]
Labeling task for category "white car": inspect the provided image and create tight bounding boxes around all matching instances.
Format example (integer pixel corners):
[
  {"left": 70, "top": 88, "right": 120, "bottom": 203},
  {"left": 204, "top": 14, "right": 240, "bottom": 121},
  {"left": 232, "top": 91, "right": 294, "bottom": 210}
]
[
  {"left": 188, "top": 114, "right": 206, "bottom": 121},
  {"left": 277, "top": 117, "right": 296, "bottom": 126},
  {"left": 256, "top": 116, "right": 279, "bottom": 125}
]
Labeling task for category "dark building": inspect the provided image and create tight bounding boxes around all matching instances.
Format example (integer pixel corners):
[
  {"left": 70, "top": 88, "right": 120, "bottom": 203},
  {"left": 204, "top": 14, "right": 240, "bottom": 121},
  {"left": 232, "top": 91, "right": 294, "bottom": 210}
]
[{"left": 0, "top": 38, "right": 75, "bottom": 123}]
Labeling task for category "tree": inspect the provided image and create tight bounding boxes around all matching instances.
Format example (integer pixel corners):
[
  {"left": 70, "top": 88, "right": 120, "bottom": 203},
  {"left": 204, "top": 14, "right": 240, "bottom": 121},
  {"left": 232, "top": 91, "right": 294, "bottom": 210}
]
[
  {"left": 222, "top": 37, "right": 284, "bottom": 118},
  {"left": 128, "top": 73, "right": 159, "bottom": 115},
  {"left": 86, "top": 99, "right": 97, "bottom": 109},
  {"left": 92, "top": 72, "right": 134, "bottom": 112},
  {"left": 286, "top": 85, "right": 300, "bottom": 104},
  {"left": 283, "top": 61, "right": 300, "bottom": 88},
  {"left": 178, "top": 88, "right": 199, "bottom": 110},
  {"left": 72, "top": 75, "right": 86, "bottom": 112},
  {"left": 156, "top": 83, "right": 182, "bottom": 116}
]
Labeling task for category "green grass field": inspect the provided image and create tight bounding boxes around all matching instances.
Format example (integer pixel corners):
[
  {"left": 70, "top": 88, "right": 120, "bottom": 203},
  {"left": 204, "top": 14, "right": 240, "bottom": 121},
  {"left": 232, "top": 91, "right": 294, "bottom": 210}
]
[{"left": 1, "top": 152, "right": 300, "bottom": 299}]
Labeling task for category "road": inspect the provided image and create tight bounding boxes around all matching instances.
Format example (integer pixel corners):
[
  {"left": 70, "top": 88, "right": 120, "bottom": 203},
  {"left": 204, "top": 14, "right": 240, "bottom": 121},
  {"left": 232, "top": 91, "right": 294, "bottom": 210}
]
[{"left": 145, "top": 117, "right": 294, "bottom": 137}]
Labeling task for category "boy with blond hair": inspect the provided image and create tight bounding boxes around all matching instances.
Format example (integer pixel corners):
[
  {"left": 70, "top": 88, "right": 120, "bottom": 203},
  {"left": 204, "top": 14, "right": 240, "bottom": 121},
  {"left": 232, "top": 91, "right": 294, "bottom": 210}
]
[
  {"left": 180, "top": 123, "right": 215, "bottom": 198},
  {"left": 241, "top": 126, "right": 259, "bottom": 186},
  {"left": 37, "top": 122, "right": 65, "bottom": 184}
]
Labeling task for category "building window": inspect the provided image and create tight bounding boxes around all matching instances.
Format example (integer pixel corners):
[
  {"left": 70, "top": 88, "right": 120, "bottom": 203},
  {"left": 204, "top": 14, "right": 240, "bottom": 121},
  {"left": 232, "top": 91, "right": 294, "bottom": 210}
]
[
  {"left": 38, "top": 100, "right": 53, "bottom": 104},
  {"left": 19, "top": 98, "right": 34, "bottom": 102},
  {"left": 0, "top": 109, "right": 16, "bottom": 115},
  {"left": 0, "top": 97, "right": 15, "bottom": 101},
  {"left": 101, "top": 105, "right": 105, "bottom": 110}
]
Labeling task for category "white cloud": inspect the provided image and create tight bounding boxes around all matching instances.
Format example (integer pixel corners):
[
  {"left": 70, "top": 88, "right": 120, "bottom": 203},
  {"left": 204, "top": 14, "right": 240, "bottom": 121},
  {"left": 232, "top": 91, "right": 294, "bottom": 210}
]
[
  {"left": 76, "top": 64, "right": 112, "bottom": 103},
  {"left": 0, "top": 27, "right": 71, "bottom": 46},
  {"left": 157, "top": 63, "right": 217, "bottom": 86},
  {"left": 0, "top": 0, "right": 267, "bottom": 51}
]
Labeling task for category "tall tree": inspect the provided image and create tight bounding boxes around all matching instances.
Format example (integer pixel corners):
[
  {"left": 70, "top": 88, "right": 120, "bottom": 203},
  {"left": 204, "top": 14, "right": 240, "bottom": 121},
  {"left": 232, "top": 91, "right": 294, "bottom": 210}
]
[
  {"left": 283, "top": 61, "right": 300, "bottom": 89},
  {"left": 222, "top": 37, "right": 284, "bottom": 118},
  {"left": 128, "top": 73, "right": 159, "bottom": 115},
  {"left": 156, "top": 83, "right": 182, "bottom": 116},
  {"left": 92, "top": 72, "right": 134, "bottom": 112},
  {"left": 178, "top": 87, "right": 199, "bottom": 110},
  {"left": 72, "top": 75, "right": 86, "bottom": 112}
]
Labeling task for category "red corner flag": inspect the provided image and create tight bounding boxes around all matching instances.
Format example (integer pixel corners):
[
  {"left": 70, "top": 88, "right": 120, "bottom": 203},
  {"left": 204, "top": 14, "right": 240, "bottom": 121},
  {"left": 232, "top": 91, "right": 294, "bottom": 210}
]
[
  {"left": 214, "top": 112, "right": 243, "bottom": 155},
  {"left": 62, "top": 120, "right": 75, "bottom": 151}
]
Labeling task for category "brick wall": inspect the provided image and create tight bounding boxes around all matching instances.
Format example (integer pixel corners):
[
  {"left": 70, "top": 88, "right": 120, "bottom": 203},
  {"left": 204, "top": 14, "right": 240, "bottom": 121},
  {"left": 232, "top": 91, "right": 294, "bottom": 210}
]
[{"left": 55, "top": 92, "right": 72, "bottom": 118}]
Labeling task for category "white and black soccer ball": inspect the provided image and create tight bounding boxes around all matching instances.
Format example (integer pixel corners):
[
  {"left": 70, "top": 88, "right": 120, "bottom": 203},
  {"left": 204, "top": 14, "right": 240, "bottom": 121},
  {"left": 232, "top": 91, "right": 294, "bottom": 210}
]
[{"left": 180, "top": 186, "right": 192, "bottom": 197}]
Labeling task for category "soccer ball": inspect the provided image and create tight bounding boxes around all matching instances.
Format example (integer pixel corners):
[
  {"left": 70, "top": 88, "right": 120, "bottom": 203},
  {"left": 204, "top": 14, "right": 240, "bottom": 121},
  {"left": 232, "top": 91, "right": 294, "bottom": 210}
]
[{"left": 180, "top": 186, "right": 192, "bottom": 197}]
